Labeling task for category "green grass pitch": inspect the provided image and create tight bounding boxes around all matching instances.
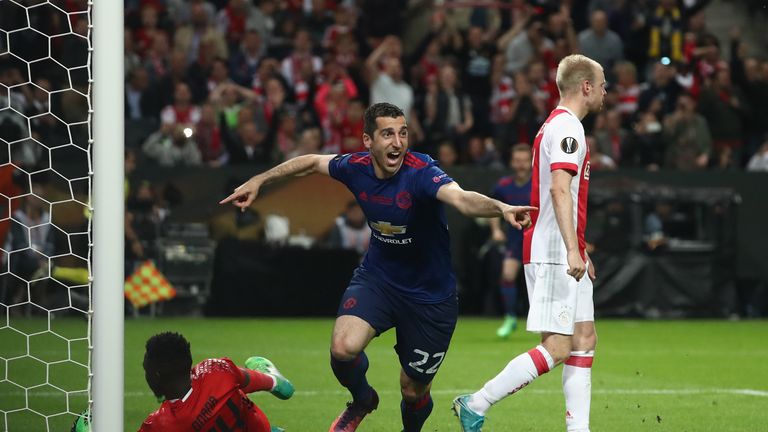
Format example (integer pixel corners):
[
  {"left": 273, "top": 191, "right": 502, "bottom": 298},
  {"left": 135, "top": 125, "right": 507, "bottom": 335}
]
[{"left": 2, "top": 318, "right": 767, "bottom": 431}]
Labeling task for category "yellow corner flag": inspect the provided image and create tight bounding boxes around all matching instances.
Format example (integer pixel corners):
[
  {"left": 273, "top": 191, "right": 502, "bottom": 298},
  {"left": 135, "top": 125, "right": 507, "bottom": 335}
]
[{"left": 124, "top": 260, "right": 176, "bottom": 308}]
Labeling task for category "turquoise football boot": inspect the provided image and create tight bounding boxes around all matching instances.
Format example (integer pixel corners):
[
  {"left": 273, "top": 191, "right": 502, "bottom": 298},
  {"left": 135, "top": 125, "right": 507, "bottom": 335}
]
[
  {"left": 245, "top": 356, "right": 295, "bottom": 400},
  {"left": 452, "top": 394, "right": 485, "bottom": 432}
]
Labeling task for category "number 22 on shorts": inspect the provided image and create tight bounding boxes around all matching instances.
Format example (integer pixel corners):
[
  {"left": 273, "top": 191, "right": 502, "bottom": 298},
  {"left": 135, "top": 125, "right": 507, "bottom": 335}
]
[{"left": 408, "top": 350, "right": 445, "bottom": 374}]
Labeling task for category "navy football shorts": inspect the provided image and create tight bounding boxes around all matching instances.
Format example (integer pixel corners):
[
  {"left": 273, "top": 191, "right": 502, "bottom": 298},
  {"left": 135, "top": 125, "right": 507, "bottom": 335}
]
[{"left": 336, "top": 268, "right": 458, "bottom": 383}]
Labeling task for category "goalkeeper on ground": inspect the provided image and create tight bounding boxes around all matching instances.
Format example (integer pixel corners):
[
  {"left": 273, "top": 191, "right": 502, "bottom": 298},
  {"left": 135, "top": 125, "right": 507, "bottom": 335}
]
[{"left": 138, "top": 332, "right": 293, "bottom": 432}]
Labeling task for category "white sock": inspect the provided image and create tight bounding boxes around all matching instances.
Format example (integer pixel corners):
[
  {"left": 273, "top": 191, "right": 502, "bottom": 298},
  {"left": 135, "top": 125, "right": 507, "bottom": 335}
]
[
  {"left": 562, "top": 350, "right": 594, "bottom": 432},
  {"left": 468, "top": 345, "right": 555, "bottom": 415}
]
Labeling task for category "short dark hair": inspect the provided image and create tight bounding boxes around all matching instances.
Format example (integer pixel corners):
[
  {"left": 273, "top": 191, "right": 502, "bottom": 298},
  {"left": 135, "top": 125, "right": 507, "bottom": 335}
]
[
  {"left": 511, "top": 143, "right": 532, "bottom": 154},
  {"left": 363, "top": 102, "right": 405, "bottom": 138},
  {"left": 144, "top": 332, "right": 192, "bottom": 379}
]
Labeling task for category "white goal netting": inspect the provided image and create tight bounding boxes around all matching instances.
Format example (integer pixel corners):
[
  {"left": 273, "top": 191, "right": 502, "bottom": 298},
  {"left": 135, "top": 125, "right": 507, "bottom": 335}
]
[{"left": 0, "top": 0, "right": 92, "bottom": 430}]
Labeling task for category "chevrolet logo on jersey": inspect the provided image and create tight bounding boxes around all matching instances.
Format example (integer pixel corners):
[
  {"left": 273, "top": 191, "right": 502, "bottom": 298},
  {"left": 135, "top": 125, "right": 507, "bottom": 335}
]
[{"left": 370, "top": 221, "right": 407, "bottom": 236}]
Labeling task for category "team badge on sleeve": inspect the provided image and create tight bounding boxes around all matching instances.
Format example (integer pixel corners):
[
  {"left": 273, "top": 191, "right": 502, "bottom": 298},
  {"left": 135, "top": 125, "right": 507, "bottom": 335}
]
[{"left": 560, "top": 137, "right": 578, "bottom": 154}]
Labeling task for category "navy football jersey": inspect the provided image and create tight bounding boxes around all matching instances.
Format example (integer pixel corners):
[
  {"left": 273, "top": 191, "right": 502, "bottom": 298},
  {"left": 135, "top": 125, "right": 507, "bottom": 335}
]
[
  {"left": 491, "top": 176, "right": 532, "bottom": 242},
  {"left": 328, "top": 151, "right": 456, "bottom": 303}
]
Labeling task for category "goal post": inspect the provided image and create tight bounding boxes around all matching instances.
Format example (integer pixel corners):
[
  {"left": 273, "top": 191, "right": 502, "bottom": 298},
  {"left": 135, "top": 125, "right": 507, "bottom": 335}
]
[
  {"left": 92, "top": 0, "right": 125, "bottom": 431},
  {"left": 0, "top": 0, "right": 124, "bottom": 430}
]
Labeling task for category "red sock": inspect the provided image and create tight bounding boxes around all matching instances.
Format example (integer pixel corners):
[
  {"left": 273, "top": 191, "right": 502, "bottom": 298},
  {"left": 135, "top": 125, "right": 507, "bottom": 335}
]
[{"left": 240, "top": 368, "right": 275, "bottom": 393}]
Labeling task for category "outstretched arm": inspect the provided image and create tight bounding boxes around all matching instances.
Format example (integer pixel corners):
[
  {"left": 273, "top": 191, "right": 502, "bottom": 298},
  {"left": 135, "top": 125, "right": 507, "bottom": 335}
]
[
  {"left": 219, "top": 154, "right": 335, "bottom": 210},
  {"left": 436, "top": 182, "right": 535, "bottom": 230}
]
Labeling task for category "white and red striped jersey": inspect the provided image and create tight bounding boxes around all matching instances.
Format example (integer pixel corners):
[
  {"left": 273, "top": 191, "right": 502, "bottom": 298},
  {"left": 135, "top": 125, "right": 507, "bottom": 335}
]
[{"left": 523, "top": 106, "right": 590, "bottom": 265}]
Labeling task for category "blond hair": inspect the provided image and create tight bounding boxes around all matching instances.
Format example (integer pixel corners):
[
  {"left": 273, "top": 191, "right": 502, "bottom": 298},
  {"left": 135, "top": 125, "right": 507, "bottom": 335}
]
[{"left": 556, "top": 54, "right": 602, "bottom": 97}]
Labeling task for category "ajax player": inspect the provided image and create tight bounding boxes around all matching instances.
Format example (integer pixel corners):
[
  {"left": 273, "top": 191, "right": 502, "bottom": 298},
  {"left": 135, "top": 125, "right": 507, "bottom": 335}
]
[{"left": 453, "top": 54, "right": 605, "bottom": 432}]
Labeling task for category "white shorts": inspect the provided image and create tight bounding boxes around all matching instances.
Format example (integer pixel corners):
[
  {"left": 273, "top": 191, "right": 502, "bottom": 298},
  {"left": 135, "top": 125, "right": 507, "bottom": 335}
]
[{"left": 524, "top": 262, "right": 594, "bottom": 335}]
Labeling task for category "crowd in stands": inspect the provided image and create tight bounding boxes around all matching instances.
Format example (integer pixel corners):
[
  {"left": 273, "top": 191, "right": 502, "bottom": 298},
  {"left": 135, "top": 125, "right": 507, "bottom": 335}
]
[
  {"left": 118, "top": 0, "right": 768, "bottom": 173},
  {"left": 3, "top": 0, "right": 768, "bottom": 176}
]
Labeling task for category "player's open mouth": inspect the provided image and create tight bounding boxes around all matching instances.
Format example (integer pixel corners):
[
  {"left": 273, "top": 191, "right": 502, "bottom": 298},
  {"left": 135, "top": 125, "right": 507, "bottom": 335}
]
[{"left": 385, "top": 151, "right": 402, "bottom": 166}]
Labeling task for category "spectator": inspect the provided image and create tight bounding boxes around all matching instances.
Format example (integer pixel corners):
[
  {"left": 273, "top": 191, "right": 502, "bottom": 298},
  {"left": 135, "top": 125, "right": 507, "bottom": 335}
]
[
  {"left": 622, "top": 111, "right": 664, "bottom": 170},
  {"left": 217, "top": 0, "right": 255, "bottom": 51},
  {"left": 322, "top": 6, "right": 355, "bottom": 50},
  {"left": 644, "top": 201, "right": 673, "bottom": 251},
  {"left": 614, "top": 61, "right": 642, "bottom": 121},
  {"left": 587, "top": 134, "right": 617, "bottom": 171},
  {"left": 331, "top": 33, "right": 360, "bottom": 72},
  {"left": 209, "top": 82, "right": 259, "bottom": 131},
  {"left": 340, "top": 99, "right": 366, "bottom": 154},
  {"left": 663, "top": 93, "right": 711, "bottom": 170},
  {"left": 326, "top": 201, "right": 370, "bottom": 256},
  {"left": 501, "top": 15, "right": 553, "bottom": 75},
  {"left": 125, "top": 28, "right": 142, "bottom": 77},
  {"left": 133, "top": 4, "right": 162, "bottom": 58},
  {"left": 280, "top": 29, "right": 322, "bottom": 104},
  {"left": 186, "top": 39, "right": 224, "bottom": 101},
  {"left": 303, "top": 0, "right": 334, "bottom": 41},
  {"left": 690, "top": 34, "right": 725, "bottom": 97},
  {"left": 11, "top": 134, "right": 46, "bottom": 171},
  {"left": 367, "top": 52, "right": 423, "bottom": 143},
  {"left": 3, "top": 196, "right": 51, "bottom": 306},
  {"left": 21, "top": 78, "right": 51, "bottom": 119},
  {"left": 595, "top": 110, "right": 629, "bottom": 164},
  {"left": 286, "top": 127, "right": 323, "bottom": 159},
  {"left": 314, "top": 63, "right": 358, "bottom": 153},
  {"left": 206, "top": 57, "right": 231, "bottom": 94},
  {"left": 527, "top": 60, "right": 559, "bottom": 114},
  {"left": 229, "top": 30, "right": 265, "bottom": 86},
  {"left": 143, "top": 31, "right": 171, "bottom": 83},
  {"left": 746, "top": 141, "right": 768, "bottom": 172},
  {"left": 196, "top": 103, "right": 227, "bottom": 167},
  {"left": 155, "top": 51, "right": 201, "bottom": 108},
  {"left": 544, "top": 5, "right": 578, "bottom": 58},
  {"left": 359, "top": 0, "right": 409, "bottom": 43},
  {"left": 424, "top": 63, "right": 473, "bottom": 145},
  {"left": 507, "top": 71, "right": 546, "bottom": 146},
  {"left": 731, "top": 32, "right": 768, "bottom": 162},
  {"left": 647, "top": 0, "right": 684, "bottom": 64},
  {"left": 225, "top": 121, "right": 272, "bottom": 165},
  {"left": 250, "top": 57, "right": 280, "bottom": 97},
  {"left": 261, "top": 77, "right": 291, "bottom": 130},
  {"left": 125, "top": 68, "right": 158, "bottom": 120},
  {"left": 366, "top": 37, "right": 417, "bottom": 125},
  {"left": 174, "top": 1, "right": 228, "bottom": 65},
  {"left": 465, "top": 135, "right": 503, "bottom": 169},
  {"left": 578, "top": 9, "right": 624, "bottom": 80},
  {"left": 160, "top": 82, "right": 202, "bottom": 128},
  {"left": 273, "top": 108, "right": 301, "bottom": 160},
  {"left": 247, "top": 0, "right": 276, "bottom": 49},
  {"left": 437, "top": 141, "right": 459, "bottom": 168},
  {"left": 143, "top": 124, "right": 203, "bottom": 167},
  {"left": 490, "top": 54, "right": 516, "bottom": 157},
  {"left": 413, "top": 37, "right": 442, "bottom": 89},
  {"left": 459, "top": 25, "right": 496, "bottom": 135},
  {"left": 638, "top": 62, "right": 682, "bottom": 117},
  {"left": 697, "top": 66, "right": 747, "bottom": 167}
]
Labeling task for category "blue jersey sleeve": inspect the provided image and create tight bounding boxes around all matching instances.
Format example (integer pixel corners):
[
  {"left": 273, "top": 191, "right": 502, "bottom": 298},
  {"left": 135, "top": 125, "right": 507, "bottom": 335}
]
[
  {"left": 413, "top": 163, "right": 454, "bottom": 199},
  {"left": 491, "top": 182, "right": 503, "bottom": 201},
  {"left": 328, "top": 153, "right": 353, "bottom": 185}
]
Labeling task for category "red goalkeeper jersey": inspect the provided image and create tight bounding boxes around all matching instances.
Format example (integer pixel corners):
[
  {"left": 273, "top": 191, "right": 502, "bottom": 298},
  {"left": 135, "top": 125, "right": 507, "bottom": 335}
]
[{"left": 138, "top": 358, "right": 271, "bottom": 432}]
